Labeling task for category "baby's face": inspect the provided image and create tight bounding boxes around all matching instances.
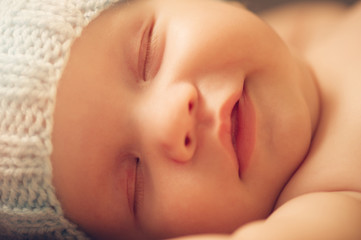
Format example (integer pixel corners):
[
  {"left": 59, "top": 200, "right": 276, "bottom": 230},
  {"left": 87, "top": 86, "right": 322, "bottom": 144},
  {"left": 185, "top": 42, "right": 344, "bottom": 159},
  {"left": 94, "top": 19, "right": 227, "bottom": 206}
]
[{"left": 51, "top": 0, "right": 317, "bottom": 239}]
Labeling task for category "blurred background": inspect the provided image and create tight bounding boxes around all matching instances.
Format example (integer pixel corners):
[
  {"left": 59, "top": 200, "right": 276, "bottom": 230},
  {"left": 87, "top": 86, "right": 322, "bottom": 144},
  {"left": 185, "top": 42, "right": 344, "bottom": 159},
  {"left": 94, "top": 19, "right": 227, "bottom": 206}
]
[{"left": 237, "top": 0, "right": 358, "bottom": 12}]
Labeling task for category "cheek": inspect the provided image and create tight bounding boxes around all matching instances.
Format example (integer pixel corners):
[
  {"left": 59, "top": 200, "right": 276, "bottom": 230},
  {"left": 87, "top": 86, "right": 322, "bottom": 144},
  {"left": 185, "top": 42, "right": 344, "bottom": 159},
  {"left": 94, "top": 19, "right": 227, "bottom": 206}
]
[{"left": 139, "top": 167, "right": 255, "bottom": 239}]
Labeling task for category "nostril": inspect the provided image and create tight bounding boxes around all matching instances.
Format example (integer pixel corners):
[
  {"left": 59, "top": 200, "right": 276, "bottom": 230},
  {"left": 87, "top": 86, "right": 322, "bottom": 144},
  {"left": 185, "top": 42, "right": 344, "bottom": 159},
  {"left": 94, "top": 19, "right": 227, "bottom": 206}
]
[
  {"left": 184, "top": 135, "right": 191, "bottom": 147},
  {"left": 188, "top": 102, "right": 193, "bottom": 113}
]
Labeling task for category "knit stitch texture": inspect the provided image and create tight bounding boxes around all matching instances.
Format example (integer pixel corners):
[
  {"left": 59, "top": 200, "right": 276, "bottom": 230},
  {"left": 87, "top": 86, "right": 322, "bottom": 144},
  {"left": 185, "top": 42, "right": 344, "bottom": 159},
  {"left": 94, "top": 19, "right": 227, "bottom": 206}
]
[{"left": 0, "top": 0, "right": 120, "bottom": 239}]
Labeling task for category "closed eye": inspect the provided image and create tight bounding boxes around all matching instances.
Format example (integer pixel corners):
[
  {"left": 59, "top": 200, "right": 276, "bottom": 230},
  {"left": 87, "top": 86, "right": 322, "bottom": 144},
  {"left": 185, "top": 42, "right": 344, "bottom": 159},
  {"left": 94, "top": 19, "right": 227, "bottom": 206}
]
[
  {"left": 139, "top": 19, "right": 155, "bottom": 81},
  {"left": 133, "top": 157, "right": 144, "bottom": 215}
]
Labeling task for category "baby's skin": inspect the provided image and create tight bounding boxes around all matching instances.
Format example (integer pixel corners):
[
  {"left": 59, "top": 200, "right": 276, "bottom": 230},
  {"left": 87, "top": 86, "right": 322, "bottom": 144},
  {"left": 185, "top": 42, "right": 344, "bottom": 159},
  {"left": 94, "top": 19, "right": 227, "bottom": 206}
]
[{"left": 50, "top": 0, "right": 361, "bottom": 239}]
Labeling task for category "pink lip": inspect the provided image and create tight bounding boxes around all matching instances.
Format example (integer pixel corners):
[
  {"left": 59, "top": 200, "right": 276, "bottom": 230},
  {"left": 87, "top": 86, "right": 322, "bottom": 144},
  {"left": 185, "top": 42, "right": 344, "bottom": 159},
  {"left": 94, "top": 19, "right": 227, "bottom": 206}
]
[
  {"left": 233, "top": 89, "right": 256, "bottom": 177},
  {"left": 219, "top": 88, "right": 256, "bottom": 178},
  {"left": 218, "top": 90, "right": 241, "bottom": 173}
]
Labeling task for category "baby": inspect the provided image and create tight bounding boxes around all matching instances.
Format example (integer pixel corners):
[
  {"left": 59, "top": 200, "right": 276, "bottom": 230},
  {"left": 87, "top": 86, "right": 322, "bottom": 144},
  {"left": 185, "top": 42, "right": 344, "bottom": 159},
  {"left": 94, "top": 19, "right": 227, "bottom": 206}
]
[{"left": 1, "top": 0, "right": 361, "bottom": 239}]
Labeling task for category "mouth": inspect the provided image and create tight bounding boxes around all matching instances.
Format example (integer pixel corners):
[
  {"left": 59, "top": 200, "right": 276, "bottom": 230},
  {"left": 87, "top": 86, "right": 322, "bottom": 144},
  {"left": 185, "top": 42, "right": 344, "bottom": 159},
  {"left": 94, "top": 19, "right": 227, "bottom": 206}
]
[
  {"left": 232, "top": 90, "right": 256, "bottom": 177},
  {"left": 230, "top": 100, "right": 242, "bottom": 177},
  {"left": 231, "top": 101, "right": 239, "bottom": 159},
  {"left": 218, "top": 87, "right": 256, "bottom": 178}
]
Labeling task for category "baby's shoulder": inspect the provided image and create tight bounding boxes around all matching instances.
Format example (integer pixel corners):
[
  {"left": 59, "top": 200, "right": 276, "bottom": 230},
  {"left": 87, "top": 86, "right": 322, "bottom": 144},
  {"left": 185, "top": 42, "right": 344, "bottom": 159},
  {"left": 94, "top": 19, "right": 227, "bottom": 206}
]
[{"left": 236, "top": 191, "right": 361, "bottom": 239}]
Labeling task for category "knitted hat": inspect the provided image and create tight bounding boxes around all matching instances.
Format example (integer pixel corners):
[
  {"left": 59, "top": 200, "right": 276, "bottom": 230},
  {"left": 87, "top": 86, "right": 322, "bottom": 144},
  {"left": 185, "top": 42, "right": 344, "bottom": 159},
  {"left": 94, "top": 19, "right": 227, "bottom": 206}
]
[{"left": 0, "top": 0, "right": 121, "bottom": 239}]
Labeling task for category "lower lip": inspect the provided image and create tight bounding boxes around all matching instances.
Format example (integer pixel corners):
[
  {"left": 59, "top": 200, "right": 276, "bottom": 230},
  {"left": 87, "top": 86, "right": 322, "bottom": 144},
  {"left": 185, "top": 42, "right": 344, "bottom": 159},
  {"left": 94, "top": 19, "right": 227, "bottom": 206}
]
[{"left": 235, "top": 91, "right": 256, "bottom": 176}]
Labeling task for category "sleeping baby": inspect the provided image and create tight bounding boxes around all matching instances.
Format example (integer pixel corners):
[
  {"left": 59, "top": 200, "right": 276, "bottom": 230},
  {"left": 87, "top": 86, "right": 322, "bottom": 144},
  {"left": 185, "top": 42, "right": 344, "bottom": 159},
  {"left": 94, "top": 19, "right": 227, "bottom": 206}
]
[{"left": 1, "top": 0, "right": 361, "bottom": 239}]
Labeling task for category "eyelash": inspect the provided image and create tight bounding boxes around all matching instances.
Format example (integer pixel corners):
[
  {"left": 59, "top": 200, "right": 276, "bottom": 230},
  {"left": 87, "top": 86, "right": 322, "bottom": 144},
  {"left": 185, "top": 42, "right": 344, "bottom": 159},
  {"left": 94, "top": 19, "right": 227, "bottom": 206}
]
[{"left": 133, "top": 157, "right": 144, "bottom": 215}]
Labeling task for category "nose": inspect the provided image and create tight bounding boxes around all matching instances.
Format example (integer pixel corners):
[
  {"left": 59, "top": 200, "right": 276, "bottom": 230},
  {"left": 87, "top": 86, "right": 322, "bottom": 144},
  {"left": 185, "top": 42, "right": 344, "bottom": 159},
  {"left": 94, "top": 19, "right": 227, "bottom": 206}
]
[{"left": 150, "top": 82, "right": 198, "bottom": 162}]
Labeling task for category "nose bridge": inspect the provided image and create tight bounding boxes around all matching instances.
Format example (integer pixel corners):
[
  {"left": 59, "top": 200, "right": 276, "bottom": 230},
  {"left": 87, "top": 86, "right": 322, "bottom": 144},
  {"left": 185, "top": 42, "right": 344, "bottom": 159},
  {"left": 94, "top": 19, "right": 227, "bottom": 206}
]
[{"left": 151, "top": 82, "right": 198, "bottom": 162}]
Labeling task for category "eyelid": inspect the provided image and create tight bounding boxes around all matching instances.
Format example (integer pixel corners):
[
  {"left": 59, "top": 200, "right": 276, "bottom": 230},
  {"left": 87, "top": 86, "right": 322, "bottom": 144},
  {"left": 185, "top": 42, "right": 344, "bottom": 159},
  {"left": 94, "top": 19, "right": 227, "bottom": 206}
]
[
  {"left": 133, "top": 158, "right": 144, "bottom": 215},
  {"left": 138, "top": 18, "right": 154, "bottom": 81},
  {"left": 126, "top": 157, "right": 137, "bottom": 214},
  {"left": 138, "top": 17, "right": 164, "bottom": 82}
]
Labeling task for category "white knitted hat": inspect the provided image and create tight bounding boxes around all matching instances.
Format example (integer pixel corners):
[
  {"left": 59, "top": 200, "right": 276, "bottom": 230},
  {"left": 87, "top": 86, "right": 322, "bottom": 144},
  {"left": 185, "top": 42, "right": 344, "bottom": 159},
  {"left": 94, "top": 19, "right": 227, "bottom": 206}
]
[{"left": 0, "top": 0, "right": 121, "bottom": 239}]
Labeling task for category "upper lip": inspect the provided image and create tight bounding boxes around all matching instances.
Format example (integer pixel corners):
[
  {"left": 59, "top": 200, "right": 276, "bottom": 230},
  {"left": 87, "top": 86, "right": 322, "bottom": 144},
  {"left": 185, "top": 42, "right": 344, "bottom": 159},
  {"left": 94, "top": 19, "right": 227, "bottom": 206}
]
[{"left": 218, "top": 90, "right": 242, "bottom": 174}]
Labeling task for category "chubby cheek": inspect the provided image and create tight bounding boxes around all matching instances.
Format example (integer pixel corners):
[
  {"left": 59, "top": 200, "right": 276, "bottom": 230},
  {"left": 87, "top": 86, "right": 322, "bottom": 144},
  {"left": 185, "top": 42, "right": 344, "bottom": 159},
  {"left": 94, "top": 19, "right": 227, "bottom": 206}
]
[{"left": 139, "top": 171, "right": 253, "bottom": 239}]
